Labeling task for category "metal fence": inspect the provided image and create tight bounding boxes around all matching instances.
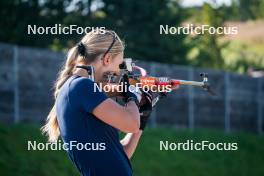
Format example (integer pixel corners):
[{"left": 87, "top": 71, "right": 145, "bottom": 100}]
[{"left": 0, "top": 42, "right": 263, "bottom": 134}]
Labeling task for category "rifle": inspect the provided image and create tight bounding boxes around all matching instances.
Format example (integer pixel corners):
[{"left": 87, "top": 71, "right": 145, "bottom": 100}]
[
  {"left": 112, "top": 58, "right": 216, "bottom": 96},
  {"left": 76, "top": 58, "right": 216, "bottom": 99}
]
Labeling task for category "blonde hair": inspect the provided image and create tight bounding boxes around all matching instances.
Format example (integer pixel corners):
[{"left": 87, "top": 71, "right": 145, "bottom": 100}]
[{"left": 41, "top": 30, "right": 124, "bottom": 142}]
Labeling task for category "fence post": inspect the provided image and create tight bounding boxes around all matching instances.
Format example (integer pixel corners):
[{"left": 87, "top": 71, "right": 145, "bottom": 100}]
[
  {"left": 257, "top": 78, "right": 263, "bottom": 134},
  {"left": 224, "top": 72, "right": 230, "bottom": 133},
  {"left": 188, "top": 67, "right": 194, "bottom": 130},
  {"left": 13, "top": 45, "right": 20, "bottom": 123},
  {"left": 150, "top": 63, "right": 157, "bottom": 127}
]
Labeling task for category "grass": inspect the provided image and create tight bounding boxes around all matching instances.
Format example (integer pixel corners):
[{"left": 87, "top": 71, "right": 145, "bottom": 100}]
[
  {"left": 0, "top": 123, "right": 263, "bottom": 176},
  {"left": 133, "top": 128, "right": 264, "bottom": 176}
]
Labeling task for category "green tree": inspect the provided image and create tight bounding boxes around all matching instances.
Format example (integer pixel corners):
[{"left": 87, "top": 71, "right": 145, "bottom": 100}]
[
  {"left": 238, "top": 0, "right": 264, "bottom": 20},
  {"left": 189, "top": 3, "right": 226, "bottom": 69},
  {"left": 0, "top": 0, "right": 190, "bottom": 65},
  {"left": 97, "top": 0, "right": 189, "bottom": 64}
]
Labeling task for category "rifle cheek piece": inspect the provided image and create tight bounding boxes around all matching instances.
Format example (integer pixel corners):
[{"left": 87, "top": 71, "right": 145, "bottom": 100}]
[{"left": 75, "top": 65, "right": 95, "bottom": 81}]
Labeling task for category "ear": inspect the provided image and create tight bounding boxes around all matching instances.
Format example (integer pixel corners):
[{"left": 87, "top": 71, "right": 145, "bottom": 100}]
[{"left": 102, "top": 53, "right": 111, "bottom": 66}]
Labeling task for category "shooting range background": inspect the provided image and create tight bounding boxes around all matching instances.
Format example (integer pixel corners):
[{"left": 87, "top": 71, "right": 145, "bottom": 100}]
[
  {"left": 1, "top": 42, "right": 263, "bottom": 134},
  {"left": 1, "top": 0, "right": 264, "bottom": 175}
]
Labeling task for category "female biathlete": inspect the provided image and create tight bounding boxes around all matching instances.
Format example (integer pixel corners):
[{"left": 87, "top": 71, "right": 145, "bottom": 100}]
[{"left": 42, "top": 30, "right": 159, "bottom": 176}]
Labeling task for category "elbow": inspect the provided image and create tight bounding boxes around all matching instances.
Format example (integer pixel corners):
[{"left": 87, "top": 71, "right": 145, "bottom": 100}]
[
  {"left": 119, "top": 109, "right": 140, "bottom": 133},
  {"left": 122, "top": 124, "right": 139, "bottom": 133},
  {"left": 130, "top": 121, "right": 140, "bottom": 133},
  {"left": 122, "top": 113, "right": 140, "bottom": 133},
  {"left": 127, "top": 126, "right": 139, "bottom": 133},
  {"left": 128, "top": 113, "right": 140, "bottom": 133}
]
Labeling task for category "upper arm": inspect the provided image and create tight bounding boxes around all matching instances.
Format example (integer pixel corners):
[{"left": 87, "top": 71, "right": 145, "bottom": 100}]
[
  {"left": 92, "top": 98, "right": 140, "bottom": 133},
  {"left": 70, "top": 79, "right": 139, "bottom": 133}
]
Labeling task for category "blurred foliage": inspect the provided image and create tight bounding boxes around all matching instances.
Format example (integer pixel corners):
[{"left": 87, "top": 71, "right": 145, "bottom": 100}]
[
  {"left": 222, "top": 40, "right": 264, "bottom": 73},
  {"left": 0, "top": 0, "right": 264, "bottom": 72},
  {"left": 193, "top": 0, "right": 264, "bottom": 21},
  {"left": 100, "top": 0, "right": 189, "bottom": 64},
  {"left": 186, "top": 3, "right": 226, "bottom": 69},
  {"left": 0, "top": 0, "right": 189, "bottom": 65}
]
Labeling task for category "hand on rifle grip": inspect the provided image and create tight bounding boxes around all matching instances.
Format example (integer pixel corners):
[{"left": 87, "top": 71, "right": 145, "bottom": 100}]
[
  {"left": 139, "top": 91, "right": 153, "bottom": 130},
  {"left": 121, "top": 74, "right": 142, "bottom": 106}
]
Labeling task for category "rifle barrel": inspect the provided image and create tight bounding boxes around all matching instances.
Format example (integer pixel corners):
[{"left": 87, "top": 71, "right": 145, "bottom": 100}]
[{"left": 172, "top": 79, "right": 205, "bottom": 87}]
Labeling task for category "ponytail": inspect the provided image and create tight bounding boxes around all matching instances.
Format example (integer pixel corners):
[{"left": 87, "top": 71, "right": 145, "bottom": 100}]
[{"left": 41, "top": 46, "right": 78, "bottom": 142}]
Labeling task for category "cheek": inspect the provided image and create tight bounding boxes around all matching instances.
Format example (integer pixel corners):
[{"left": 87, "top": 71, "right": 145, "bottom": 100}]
[
  {"left": 113, "top": 64, "right": 120, "bottom": 73},
  {"left": 113, "top": 60, "right": 122, "bottom": 72},
  {"left": 105, "top": 61, "right": 118, "bottom": 73}
]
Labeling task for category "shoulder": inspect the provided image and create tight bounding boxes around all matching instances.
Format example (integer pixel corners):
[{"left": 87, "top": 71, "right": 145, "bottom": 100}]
[
  {"left": 69, "top": 76, "right": 105, "bottom": 97},
  {"left": 68, "top": 76, "right": 108, "bottom": 112},
  {"left": 69, "top": 76, "right": 95, "bottom": 91}
]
